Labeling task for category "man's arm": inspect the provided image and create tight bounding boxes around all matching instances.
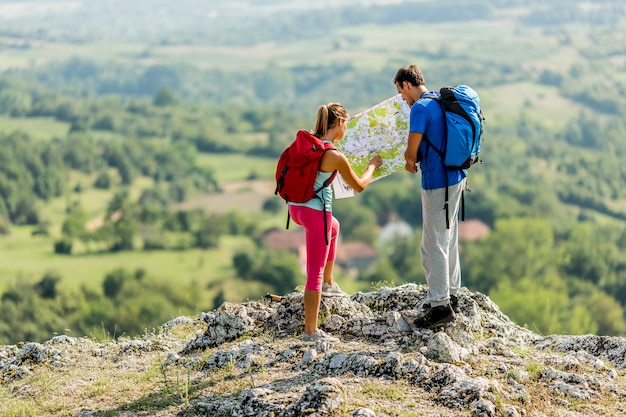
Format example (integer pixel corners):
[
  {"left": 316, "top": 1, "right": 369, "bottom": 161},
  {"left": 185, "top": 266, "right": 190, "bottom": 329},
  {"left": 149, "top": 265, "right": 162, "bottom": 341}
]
[{"left": 404, "top": 131, "right": 423, "bottom": 173}]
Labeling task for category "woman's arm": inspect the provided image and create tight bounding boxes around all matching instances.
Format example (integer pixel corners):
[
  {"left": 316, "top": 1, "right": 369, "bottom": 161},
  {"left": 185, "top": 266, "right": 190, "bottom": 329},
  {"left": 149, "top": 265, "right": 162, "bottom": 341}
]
[{"left": 321, "top": 150, "right": 382, "bottom": 193}]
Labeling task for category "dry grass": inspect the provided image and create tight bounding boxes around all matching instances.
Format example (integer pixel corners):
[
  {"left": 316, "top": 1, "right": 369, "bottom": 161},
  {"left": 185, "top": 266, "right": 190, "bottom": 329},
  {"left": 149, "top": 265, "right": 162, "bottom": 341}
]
[
  {"left": 0, "top": 325, "right": 195, "bottom": 417},
  {"left": 3, "top": 317, "right": 626, "bottom": 417},
  {"left": 0, "top": 325, "right": 625, "bottom": 417}
]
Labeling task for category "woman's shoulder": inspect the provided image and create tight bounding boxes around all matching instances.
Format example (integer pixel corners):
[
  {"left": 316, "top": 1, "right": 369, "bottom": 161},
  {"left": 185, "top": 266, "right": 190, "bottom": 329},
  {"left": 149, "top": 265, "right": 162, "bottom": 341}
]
[
  {"left": 320, "top": 147, "right": 345, "bottom": 171},
  {"left": 325, "top": 147, "right": 346, "bottom": 162}
]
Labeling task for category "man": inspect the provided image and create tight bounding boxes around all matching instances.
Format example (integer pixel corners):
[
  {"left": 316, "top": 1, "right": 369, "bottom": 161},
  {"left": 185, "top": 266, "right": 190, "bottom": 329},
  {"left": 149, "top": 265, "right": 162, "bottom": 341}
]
[{"left": 394, "top": 64, "right": 465, "bottom": 329}]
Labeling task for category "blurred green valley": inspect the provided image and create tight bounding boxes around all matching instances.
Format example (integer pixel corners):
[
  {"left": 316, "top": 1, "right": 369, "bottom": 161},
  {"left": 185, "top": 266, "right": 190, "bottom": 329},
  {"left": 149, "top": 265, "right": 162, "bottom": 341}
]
[{"left": 0, "top": 0, "right": 626, "bottom": 344}]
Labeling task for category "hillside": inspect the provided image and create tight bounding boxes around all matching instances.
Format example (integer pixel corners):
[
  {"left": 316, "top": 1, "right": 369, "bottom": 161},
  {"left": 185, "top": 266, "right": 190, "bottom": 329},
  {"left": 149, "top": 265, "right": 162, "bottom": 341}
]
[{"left": 2, "top": 285, "right": 625, "bottom": 416}]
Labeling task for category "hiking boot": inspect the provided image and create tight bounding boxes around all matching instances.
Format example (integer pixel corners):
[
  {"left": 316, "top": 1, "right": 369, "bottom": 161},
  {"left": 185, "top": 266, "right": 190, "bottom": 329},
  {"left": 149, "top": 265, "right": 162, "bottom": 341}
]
[
  {"left": 302, "top": 329, "right": 339, "bottom": 343},
  {"left": 413, "top": 305, "right": 455, "bottom": 329},
  {"left": 420, "top": 295, "right": 460, "bottom": 316},
  {"left": 321, "top": 282, "right": 348, "bottom": 297},
  {"left": 450, "top": 294, "right": 460, "bottom": 314}
]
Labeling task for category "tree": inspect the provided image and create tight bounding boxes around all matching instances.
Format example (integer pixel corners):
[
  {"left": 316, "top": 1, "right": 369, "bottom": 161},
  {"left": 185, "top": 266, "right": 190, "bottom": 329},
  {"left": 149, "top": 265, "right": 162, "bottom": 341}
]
[
  {"left": 212, "top": 290, "right": 226, "bottom": 310},
  {"left": 62, "top": 133, "right": 100, "bottom": 173},
  {"left": 255, "top": 251, "right": 301, "bottom": 295},
  {"left": 103, "top": 268, "right": 132, "bottom": 299},
  {"left": 54, "top": 238, "right": 73, "bottom": 254},
  {"left": 193, "top": 215, "right": 224, "bottom": 249},
  {"left": 333, "top": 198, "right": 377, "bottom": 245},
  {"left": 101, "top": 191, "right": 139, "bottom": 252},
  {"left": 136, "top": 65, "right": 180, "bottom": 95},
  {"left": 462, "top": 218, "right": 555, "bottom": 293},
  {"left": 93, "top": 171, "right": 112, "bottom": 189},
  {"left": 383, "top": 233, "right": 425, "bottom": 284},
  {"left": 558, "top": 223, "right": 619, "bottom": 287},
  {"left": 92, "top": 114, "right": 117, "bottom": 130},
  {"left": 358, "top": 257, "right": 398, "bottom": 286},
  {"left": 233, "top": 251, "right": 255, "bottom": 280},
  {"left": 490, "top": 274, "right": 580, "bottom": 336},
  {"left": 61, "top": 205, "right": 88, "bottom": 239},
  {"left": 538, "top": 69, "right": 563, "bottom": 87},
  {"left": 262, "top": 197, "right": 283, "bottom": 214},
  {"left": 583, "top": 291, "right": 625, "bottom": 336},
  {"left": 54, "top": 101, "right": 80, "bottom": 123},
  {"left": 110, "top": 216, "right": 137, "bottom": 251},
  {"left": 0, "top": 89, "right": 32, "bottom": 116},
  {"left": 221, "top": 209, "right": 256, "bottom": 235},
  {"left": 11, "top": 195, "right": 40, "bottom": 225},
  {"left": 153, "top": 87, "right": 179, "bottom": 107},
  {"left": 34, "top": 271, "right": 62, "bottom": 299}
]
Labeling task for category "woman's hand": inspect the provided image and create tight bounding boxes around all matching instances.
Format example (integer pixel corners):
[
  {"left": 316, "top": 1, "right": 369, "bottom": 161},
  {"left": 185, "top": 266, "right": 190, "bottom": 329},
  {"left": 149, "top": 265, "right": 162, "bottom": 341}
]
[{"left": 369, "top": 155, "right": 383, "bottom": 169}]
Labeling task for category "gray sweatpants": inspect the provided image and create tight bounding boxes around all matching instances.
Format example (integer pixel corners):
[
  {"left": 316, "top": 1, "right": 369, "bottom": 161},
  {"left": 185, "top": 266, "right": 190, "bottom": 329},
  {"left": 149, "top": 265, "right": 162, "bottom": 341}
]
[{"left": 421, "top": 179, "right": 466, "bottom": 307}]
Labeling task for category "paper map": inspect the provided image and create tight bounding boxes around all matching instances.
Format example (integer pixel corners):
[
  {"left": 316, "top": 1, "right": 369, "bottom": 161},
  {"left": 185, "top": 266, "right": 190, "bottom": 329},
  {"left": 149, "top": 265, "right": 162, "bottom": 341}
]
[{"left": 332, "top": 94, "right": 410, "bottom": 197}]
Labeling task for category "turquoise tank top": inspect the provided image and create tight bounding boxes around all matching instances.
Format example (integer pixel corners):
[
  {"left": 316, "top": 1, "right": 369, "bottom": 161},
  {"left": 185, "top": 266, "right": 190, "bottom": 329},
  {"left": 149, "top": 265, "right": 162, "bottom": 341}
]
[{"left": 288, "top": 170, "right": 334, "bottom": 212}]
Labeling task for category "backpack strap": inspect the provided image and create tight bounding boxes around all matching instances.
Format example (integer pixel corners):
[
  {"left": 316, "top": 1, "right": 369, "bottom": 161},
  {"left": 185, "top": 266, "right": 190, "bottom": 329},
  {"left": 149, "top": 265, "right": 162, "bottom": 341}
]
[
  {"left": 313, "top": 169, "right": 337, "bottom": 246},
  {"left": 316, "top": 142, "right": 338, "bottom": 245},
  {"left": 285, "top": 209, "right": 292, "bottom": 230}
]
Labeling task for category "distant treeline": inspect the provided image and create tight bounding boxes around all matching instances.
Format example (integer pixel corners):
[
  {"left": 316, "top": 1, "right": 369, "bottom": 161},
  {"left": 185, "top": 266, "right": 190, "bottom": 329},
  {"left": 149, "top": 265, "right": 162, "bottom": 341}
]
[
  {"left": 1, "top": 1, "right": 625, "bottom": 116},
  {"left": 1, "top": 0, "right": 623, "bottom": 46},
  {"left": 3, "top": 56, "right": 625, "bottom": 123}
]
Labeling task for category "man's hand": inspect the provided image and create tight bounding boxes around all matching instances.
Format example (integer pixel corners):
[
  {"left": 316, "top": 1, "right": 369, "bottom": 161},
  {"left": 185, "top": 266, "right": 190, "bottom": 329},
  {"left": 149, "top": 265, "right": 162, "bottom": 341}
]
[{"left": 404, "top": 132, "right": 423, "bottom": 174}]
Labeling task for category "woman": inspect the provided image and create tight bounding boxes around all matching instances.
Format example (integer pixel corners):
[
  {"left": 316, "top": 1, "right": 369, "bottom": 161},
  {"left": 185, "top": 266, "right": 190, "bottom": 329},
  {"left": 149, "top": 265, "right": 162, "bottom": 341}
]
[{"left": 289, "top": 102, "right": 383, "bottom": 342}]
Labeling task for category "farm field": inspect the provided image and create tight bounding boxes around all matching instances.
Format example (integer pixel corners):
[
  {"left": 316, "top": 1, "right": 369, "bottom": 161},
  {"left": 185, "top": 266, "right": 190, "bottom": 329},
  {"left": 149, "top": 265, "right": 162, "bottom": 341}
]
[
  {"left": 0, "top": 226, "right": 238, "bottom": 286},
  {"left": 0, "top": 116, "right": 69, "bottom": 139}
]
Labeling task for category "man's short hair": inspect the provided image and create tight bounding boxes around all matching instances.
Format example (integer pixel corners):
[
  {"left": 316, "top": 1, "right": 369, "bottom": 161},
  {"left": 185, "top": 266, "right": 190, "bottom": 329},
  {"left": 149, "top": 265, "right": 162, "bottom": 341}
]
[{"left": 394, "top": 65, "right": 425, "bottom": 87}]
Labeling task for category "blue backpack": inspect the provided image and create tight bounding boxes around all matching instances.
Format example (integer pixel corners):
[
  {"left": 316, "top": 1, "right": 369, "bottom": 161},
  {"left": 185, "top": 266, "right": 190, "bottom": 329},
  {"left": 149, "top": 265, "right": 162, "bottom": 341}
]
[
  {"left": 423, "top": 85, "right": 484, "bottom": 169},
  {"left": 422, "top": 85, "right": 485, "bottom": 228}
]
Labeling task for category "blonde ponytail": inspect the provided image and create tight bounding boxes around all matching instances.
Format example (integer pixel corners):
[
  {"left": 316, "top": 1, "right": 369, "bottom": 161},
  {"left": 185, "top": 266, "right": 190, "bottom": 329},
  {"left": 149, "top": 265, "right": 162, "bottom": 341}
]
[{"left": 312, "top": 103, "right": 348, "bottom": 138}]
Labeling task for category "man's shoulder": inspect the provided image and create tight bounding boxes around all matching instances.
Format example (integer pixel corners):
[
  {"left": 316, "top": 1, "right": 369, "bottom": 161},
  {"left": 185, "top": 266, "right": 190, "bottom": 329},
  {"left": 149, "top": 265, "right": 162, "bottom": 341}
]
[
  {"left": 414, "top": 97, "right": 443, "bottom": 121},
  {"left": 416, "top": 92, "right": 442, "bottom": 109}
]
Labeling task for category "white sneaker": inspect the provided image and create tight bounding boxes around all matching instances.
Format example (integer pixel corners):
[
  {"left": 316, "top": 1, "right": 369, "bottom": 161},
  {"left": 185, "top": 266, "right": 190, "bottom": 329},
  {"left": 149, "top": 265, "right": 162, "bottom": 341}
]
[
  {"left": 302, "top": 329, "right": 339, "bottom": 343},
  {"left": 321, "top": 282, "right": 348, "bottom": 297}
]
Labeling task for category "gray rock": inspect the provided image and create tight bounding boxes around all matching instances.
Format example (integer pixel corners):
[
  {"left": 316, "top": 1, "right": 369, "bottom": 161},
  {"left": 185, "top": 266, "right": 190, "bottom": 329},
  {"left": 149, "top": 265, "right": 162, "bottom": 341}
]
[{"left": 353, "top": 408, "right": 377, "bottom": 417}]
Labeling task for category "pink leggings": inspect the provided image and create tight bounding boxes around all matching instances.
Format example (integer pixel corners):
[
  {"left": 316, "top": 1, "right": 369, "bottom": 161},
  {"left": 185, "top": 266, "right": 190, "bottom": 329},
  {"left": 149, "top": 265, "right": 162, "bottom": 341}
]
[{"left": 288, "top": 205, "right": 339, "bottom": 292}]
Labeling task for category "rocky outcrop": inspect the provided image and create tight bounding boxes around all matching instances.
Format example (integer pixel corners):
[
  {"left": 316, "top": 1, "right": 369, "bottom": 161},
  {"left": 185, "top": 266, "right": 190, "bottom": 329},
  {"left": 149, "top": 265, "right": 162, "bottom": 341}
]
[{"left": 2, "top": 284, "right": 626, "bottom": 416}]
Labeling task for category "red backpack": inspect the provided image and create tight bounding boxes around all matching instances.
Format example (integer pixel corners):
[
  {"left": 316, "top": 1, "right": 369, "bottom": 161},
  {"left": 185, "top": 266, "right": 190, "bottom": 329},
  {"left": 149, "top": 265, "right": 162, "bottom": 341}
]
[
  {"left": 274, "top": 130, "right": 337, "bottom": 204},
  {"left": 274, "top": 130, "right": 337, "bottom": 242}
]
